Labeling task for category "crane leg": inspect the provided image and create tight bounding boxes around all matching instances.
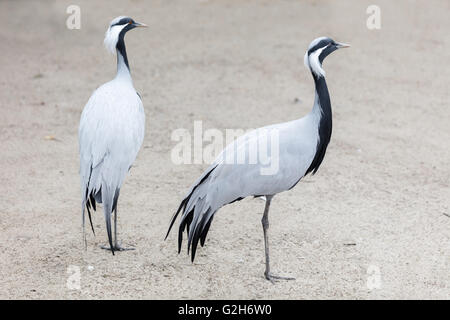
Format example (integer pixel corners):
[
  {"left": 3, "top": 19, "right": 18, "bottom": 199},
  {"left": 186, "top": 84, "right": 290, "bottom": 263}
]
[
  {"left": 262, "top": 195, "right": 295, "bottom": 283},
  {"left": 101, "top": 208, "right": 135, "bottom": 252}
]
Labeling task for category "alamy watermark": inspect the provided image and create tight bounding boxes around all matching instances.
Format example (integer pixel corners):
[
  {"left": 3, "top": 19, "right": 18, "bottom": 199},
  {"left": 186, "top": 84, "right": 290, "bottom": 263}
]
[
  {"left": 171, "top": 121, "right": 280, "bottom": 175},
  {"left": 66, "top": 5, "right": 81, "bottom": 30},
  {"left": 366, "top": 5, "right": 381, "bottom": 30},
  {"left": 366, "top": 264, "right": 382, "bottom": 290},
  {"left": 66, "top": 265, "right": 81, "bottom": 290}
]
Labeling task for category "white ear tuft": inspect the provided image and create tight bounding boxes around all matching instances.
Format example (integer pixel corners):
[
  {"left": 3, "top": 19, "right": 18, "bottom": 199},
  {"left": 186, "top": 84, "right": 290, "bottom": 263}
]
[
  {"left": 104, "top": 25, "right": 121, "bottom": 54},
  {"left": 307, "top": 46, "right": 326, "bottom": 78},
  {"left": 309, "top": 47, "right": 326, "bottom": 78},
  {"left": 304, "top": 51, "right": 310, "bottom": 69},
  {"left": 103, "top": 16, "right": 129, "bottom": 54}
]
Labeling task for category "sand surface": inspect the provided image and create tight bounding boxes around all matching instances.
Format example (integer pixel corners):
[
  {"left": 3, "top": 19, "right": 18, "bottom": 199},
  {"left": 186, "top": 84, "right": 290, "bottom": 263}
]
[{"left": 1, "top": 0, "right": 449, "bottom": 299}]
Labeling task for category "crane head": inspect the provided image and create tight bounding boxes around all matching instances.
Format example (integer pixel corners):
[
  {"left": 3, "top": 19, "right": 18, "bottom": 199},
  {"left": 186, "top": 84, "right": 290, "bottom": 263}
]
[
  {"left": 104, "top": 16, "right": 147, "bottom": 54},
  {"left": 304, "top": 37, "right": 350, "bottom": 78}
]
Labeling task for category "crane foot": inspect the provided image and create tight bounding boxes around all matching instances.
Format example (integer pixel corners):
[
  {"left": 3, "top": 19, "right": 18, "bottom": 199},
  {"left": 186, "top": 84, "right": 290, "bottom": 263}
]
[
  {"left": 100, "top": 243, "right": 135, "bottom": 252},
  {"left": 264, "top": 272, "right": 295, "bottom": 283}
]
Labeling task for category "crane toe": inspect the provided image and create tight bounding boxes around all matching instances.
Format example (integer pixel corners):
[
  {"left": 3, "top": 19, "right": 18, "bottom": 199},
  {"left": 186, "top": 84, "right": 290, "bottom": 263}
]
[
  {"left": 100, "top": 243, "right": 135, "bottom": 252},
  {"left": 264, "top": 272, "right": 295, "bottom": 283}
]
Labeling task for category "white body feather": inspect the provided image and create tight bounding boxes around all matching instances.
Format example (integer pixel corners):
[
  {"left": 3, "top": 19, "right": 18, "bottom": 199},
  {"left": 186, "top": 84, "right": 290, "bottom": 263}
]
[{"left": 79, "top": 76, "right": 145, "bottom": 199}]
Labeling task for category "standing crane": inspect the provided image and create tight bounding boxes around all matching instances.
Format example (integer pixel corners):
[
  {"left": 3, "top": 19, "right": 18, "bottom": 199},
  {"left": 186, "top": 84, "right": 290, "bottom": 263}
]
[
  {"left": 79, "top": 16, "right": 147, "bottom": 254},
  {"left": 166, "top": 37, "right": 349, "bottom": 281}
]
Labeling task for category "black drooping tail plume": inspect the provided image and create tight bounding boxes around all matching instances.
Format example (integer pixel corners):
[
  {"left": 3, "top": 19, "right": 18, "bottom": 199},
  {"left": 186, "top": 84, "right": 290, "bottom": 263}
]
[
  {"left": 101, "top": 184, "right": 116, "bottom": 255},
  {"left": 85, "top": 191, "right": 96, "bottom": 236},
  {"left": 83, "top": 185, "right": 120, "bottom": 256},
  {"left": 165, "top": 165, "right": 218, "bottom": 262},
  {"left": 188, "top": 208, "right": 213, "bottom": 262},
  {"left": 82, "top": 166, "right": 96, "bottom": 238},
  {"left": 83, "top": 186, "right": 96, "bottom": 236}
]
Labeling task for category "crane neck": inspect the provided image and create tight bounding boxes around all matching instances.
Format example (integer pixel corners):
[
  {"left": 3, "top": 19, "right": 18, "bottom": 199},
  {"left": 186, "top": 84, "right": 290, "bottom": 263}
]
[
  {"left": 312, "top": 75, "right": 331, "bottom": 119},
  {"left": 305, "top": 73, "right": 333, "bottom": 176},
  {"left": 115, "top": 36, "right": 132, "bottom": 83}
]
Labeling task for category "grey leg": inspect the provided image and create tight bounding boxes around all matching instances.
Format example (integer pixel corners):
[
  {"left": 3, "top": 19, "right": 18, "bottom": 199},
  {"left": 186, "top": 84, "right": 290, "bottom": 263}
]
[
  {"left": 82, "top": 208, "right": 87, "bottom": 250},
  {"left": 114, "top": 207, "right": 118, "bottom": 247},
  {"left": 112, "top": 207, "right": 135, "bottom": 251},
  {"left": 261, "top": 195, "right": 295, "bottom": 283},
  {"left": 101, "top": 207, "right": 135, "bottom": 252}
]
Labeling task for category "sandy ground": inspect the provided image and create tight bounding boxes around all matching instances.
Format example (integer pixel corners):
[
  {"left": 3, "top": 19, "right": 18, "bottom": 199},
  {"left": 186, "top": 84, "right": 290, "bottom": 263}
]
[{"left": 0, "top": 0, "right": 449, "bottom": 299}]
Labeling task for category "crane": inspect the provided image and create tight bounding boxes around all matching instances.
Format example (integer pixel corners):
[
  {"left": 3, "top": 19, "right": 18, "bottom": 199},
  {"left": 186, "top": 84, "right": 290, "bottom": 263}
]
[
  {"left": 79, "top": 16, "right": 147, "bottom": 254},
  {"left": 166, "top": 37, "right": 349, "bottom": 281}
]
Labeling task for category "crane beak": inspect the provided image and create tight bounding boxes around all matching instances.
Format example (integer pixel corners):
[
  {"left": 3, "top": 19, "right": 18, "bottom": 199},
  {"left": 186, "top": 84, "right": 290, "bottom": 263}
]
[
  {"left": 133, "top": 22, "right": 148, "bottom": 28},
  {"left": 336, "top": 42, "right": 350, "bottom": 49}
]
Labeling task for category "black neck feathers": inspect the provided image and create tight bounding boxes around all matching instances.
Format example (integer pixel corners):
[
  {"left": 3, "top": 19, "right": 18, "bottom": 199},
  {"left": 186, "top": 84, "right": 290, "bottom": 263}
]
[
  {"left": 116, "top": 24, "right": 134, "bottom": 71},
  {"left": 305, "top": 74, "right": 333, "bottom": 176},
  {"left": 116, "top": 37, "right": 129, "bottom": 70}
]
